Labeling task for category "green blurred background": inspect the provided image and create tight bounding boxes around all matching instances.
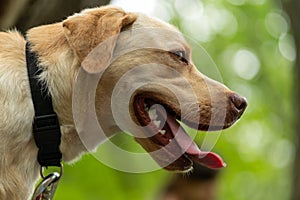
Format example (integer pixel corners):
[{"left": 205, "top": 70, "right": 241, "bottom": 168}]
[
  {"left": 57, "top": 0, "right": 295, "bottom": 199},
  {"left": 1, "top": 0, "right": 298, "bottom": 199}
]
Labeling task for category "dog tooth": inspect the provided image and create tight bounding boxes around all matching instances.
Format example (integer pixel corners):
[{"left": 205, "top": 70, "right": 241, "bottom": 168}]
[
  {"left": 169, "top": 139, "right": 172, "bottom": 143},
  {"left": 144, "top": 103, "right": 149, "bottom": 112},
  {"left": 159, "top": 130, "right": 166, "bottom": 135},
  {"left": 153, "top": 120, "right": 161, "bottom": 128},
  {"left": 149, "top": 108, "right": 158, "bottom": 119},
  {"left": 144, "top": 103, "right": 149, "bottom": 111}
]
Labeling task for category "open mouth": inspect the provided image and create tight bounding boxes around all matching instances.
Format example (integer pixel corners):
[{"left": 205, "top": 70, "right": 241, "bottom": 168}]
[{"left": 133, "top": 95, "right": 226, "bottom": 172}]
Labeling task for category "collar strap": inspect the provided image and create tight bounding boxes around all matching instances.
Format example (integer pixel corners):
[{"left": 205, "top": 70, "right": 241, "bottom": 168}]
[{"left": 25, "top": 42, "right": 62, "bottom": 167}]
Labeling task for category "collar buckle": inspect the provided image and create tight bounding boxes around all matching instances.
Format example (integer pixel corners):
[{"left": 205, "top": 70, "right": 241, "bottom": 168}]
[{"left": 33, "top": 114, "right": 62, "bottom": 167}]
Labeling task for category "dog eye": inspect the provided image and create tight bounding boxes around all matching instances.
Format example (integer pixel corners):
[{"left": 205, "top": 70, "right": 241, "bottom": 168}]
[
  {"left": 171, "top": 51, "right": 188, "bottom": 63},
  {"left": 173, "top": 51, "right": 185, "bottom": 58}
]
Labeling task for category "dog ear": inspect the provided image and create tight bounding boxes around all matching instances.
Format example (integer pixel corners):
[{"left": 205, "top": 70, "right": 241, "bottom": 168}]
[{"left": 62, "top": 7, "right": 137, "bottom": 73}]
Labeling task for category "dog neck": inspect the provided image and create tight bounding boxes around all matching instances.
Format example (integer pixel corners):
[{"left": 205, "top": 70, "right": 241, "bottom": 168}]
[
  {"left": 26, "top": 23, "right": 118, "bottom": 162},
  {"left": 3, "top": 22, "right": 121, "bottom": 200}
]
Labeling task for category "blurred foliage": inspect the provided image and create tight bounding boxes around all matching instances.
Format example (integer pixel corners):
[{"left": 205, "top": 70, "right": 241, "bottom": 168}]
[{"left": 55, "top": 0, "right": 295, "bottom": 199}]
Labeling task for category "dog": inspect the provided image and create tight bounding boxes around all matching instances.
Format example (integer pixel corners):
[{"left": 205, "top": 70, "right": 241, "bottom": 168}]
[{"left": 0, "top": 6, "right": 247, "bottom": 199}]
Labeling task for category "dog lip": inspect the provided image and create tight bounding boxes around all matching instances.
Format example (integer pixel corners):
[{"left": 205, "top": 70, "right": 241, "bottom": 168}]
[
  {"left": 180, "top": 118, "right": 235, "bottom": 131},
  {"left": 164, "top": 154, "right": 193, "bottom": 171},
  {"left": 149, "top": 144, "right": 196, "bottom": 172}
]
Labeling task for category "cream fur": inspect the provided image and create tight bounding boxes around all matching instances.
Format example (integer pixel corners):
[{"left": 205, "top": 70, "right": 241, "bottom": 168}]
[{"left": 0, "top": 30, "right": 39, "bottom": 199}]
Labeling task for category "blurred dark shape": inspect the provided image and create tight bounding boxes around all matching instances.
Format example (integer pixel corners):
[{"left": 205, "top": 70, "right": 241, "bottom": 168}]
[
  {"left": 284, "top": 1, "right": 300, "bottom": 200},
  {"left": 0, "top": 0, "right": 111, "bottom": 33},
  {"left": 159, "top": 163, "right": 220, "bottom": 200}
]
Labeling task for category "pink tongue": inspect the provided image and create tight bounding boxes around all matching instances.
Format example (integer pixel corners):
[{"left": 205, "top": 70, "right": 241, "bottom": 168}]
[
  {"left": 190, "top": 152, "right": 226, "bottom": 169},
  {"left": 166, "top": 116, "right": 201, "bottom": 155},
  {"left": 166, "top": 116, "right": 226, "bottom": 169}
]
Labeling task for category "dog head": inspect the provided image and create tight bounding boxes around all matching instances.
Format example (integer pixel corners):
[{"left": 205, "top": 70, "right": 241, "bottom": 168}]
[{"left": 63, "top": 6, "right": 247, "bottom": 172}]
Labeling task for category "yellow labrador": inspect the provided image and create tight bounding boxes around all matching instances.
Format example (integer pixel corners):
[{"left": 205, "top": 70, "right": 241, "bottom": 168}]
[{"left": 0, "top": 6, "right": 247, "bottom": 199}]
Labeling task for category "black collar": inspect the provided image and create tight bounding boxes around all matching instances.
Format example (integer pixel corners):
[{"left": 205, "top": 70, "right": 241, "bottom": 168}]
[{"left": 25, "top": 42, "right": 62, "bottom": 167}]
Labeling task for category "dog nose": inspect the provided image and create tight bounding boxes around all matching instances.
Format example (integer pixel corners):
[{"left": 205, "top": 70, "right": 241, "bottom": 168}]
[{"left": 229, "top": 93, "right": 247, "bottom": 113}]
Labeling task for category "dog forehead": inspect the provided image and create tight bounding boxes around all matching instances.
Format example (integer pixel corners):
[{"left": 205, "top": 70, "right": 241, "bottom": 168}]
[
  {"left": 133, "top": 13, "right": 178, "bottom": 31},
  {"left": 113, "top": 13, "right": 189, "bottom": 58},
  {"left": 133, "top": 13, "right": 186, "bottom": 45}
]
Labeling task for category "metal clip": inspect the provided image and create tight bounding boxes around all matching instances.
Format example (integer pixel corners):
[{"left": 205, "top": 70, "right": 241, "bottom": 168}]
[{"left": 32, "top": 166, "right": 63, "bottom": 200}]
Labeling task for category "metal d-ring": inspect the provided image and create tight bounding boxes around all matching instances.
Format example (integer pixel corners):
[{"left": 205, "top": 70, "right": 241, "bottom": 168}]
[
  {"left": 40, "top": 164, "right": 63, "bottom": 179},
  {"left": 32, "top": 164, "right": 64, "bottom": 200}
]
